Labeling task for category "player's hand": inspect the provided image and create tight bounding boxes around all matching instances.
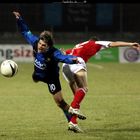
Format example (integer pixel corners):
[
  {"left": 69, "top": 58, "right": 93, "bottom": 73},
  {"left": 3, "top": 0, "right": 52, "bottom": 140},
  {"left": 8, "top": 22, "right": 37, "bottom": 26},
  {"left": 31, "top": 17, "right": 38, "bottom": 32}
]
[
  {"left": 59, "top": 48, "right": 66, "bottom": 55},
  {"left": 13, "top": 11, "right": 21, "bottom": 19},
  {"left": 132, "top": 42, "right": 140, "bottom": 51},
  {"left": 72, "top": 57, "right": 80, "bottom": 64}
]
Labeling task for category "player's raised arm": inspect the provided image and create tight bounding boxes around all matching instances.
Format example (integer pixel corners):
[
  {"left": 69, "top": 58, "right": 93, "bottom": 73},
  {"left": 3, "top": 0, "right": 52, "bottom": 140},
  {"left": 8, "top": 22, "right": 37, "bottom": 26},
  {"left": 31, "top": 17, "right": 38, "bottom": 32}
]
[
  {"left": 13, "top": 11, "right": 29, "bottom": 33},
  {"left": 12, "top": 11, "right": 38, "bottom": 46}
]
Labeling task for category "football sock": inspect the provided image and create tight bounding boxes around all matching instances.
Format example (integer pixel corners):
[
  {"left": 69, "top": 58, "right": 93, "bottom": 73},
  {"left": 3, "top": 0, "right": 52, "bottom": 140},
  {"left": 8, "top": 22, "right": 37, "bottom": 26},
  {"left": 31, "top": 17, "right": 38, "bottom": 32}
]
[
  {"left": 63, "top": 109, "right": 72, "bottom": 122},
  {"left": 71, "top": 88, "right": 86, "bottom": 109},
  {"left": 58, "top": 99, "right": 72, "bottom": 122},
  {"left": 70, "top": 115, "right": 77, "bottom": 124}
]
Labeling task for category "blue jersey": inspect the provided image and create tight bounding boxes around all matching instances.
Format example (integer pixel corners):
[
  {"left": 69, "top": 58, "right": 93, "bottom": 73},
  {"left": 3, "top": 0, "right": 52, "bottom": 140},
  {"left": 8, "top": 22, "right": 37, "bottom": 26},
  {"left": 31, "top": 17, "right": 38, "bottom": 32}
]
[{"left": 17, "top": 17, "right": 77, "bottom": 80}]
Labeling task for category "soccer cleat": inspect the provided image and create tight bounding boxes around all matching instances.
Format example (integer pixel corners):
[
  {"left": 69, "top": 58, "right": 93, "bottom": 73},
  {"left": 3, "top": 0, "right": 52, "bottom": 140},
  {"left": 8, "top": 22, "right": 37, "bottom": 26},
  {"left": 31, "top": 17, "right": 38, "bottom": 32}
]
[
  {"left": 68, "top": 106, "right": 86, "bottom": 120},
  {"left": 68, "top": 122, "right": 83, "bottom": 133}
]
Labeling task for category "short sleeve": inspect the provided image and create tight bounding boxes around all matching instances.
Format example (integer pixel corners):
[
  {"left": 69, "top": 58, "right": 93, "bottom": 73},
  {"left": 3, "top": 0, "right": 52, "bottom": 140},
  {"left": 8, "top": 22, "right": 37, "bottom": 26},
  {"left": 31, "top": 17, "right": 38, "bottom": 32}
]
[{"left": 95, "top": 41, "right": 112, "bottom": 49}]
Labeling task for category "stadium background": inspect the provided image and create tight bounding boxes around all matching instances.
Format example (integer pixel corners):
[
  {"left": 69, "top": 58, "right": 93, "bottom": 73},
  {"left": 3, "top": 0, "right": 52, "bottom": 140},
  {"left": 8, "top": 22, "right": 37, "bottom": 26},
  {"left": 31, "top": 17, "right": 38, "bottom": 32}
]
[{"left": 0, "top": 3, "right": 140, "bottom": 63}]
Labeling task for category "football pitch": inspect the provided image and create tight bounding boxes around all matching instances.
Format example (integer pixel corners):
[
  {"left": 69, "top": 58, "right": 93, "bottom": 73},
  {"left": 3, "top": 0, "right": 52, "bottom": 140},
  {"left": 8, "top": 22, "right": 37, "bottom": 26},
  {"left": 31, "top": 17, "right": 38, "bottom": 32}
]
[{"left": 0, "top": 62, "right": 140, "bottom": 140}]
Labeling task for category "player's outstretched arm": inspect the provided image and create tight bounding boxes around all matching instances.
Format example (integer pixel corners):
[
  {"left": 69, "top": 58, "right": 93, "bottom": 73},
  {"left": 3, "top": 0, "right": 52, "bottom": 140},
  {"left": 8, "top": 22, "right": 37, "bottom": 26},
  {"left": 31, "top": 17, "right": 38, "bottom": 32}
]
[
  {"left": 54, "top": 49, "right": 79, "bottom": 64},
  {"left": 109, "top": 41, "right": 140, "bottom": 51}
]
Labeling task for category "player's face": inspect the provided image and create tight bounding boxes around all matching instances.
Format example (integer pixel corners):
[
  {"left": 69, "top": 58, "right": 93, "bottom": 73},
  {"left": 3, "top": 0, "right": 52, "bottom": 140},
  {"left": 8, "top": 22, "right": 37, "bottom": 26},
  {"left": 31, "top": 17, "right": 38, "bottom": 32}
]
[{"left": 37, "top": 39, "right": 48, "bottom": 52}]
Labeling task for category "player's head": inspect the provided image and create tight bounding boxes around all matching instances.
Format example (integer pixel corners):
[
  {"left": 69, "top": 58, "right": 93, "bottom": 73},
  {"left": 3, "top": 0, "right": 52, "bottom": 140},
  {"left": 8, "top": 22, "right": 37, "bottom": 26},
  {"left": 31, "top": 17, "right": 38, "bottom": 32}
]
[
  {"left": 37, "top": 30, "right": 54, "bottom": 52},
  {"left": 39, "top": 30, "right": 54, "bottom": 47},
  {"left": 90, "top": 36, "right": 100, "bottom": 41},
  {"left": 37, "top": 31, "right": 54, "bottom": 52}
]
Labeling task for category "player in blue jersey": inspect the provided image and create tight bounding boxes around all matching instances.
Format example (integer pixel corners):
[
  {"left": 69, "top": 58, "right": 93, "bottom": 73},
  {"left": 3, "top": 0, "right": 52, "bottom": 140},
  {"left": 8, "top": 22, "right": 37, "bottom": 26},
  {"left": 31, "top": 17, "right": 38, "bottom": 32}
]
[{"left": 13, "top": 11, "right": 85, "bottom": 133}]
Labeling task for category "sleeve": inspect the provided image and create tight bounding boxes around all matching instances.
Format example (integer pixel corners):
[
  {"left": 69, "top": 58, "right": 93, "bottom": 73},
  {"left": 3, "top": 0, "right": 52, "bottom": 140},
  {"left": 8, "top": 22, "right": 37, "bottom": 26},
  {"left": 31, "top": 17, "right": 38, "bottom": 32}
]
[
  {"left": 65, "top": 48, "right": 72, "bottom": 54},
  {"left": 53, "top": 49, "right": 77, "bottom": 64},
  {"left": 17, "top": 16, "right": 39, "bottom": 47},
  {"left": 95, "top": 41, "right": 112, "bottom": 49}
]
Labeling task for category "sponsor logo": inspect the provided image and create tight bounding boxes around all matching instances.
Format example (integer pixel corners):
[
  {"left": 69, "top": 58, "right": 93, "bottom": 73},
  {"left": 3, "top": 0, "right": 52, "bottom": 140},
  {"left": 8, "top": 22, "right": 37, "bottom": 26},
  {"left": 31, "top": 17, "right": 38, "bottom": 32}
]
[{"left": 34, "top": 59, "right": 46, "bottom": 70}]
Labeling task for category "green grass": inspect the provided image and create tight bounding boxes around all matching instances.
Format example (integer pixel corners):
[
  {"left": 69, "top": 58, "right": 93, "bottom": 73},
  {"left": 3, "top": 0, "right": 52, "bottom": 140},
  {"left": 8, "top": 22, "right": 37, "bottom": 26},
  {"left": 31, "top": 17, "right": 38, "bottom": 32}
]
[{"left": 0, "top": 62, "right": 140, "bottom": 140}]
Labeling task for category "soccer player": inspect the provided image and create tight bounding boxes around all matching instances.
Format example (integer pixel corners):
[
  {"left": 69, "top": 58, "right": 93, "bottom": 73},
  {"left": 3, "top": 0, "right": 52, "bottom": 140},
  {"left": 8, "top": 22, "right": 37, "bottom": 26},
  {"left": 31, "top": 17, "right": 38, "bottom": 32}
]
[
  {"left": 12, "top": 11, "right": 85, "bottom": 133},
  {"left": 62, "top": 36, "right": 140, "bottom": 132}
]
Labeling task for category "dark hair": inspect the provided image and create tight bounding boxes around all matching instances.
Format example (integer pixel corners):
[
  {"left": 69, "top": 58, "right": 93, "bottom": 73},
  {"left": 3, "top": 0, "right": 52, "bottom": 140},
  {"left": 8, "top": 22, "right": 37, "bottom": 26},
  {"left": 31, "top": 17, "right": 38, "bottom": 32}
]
[
  {"left": 90, "top": 36, "right": 100, "bottom": 41},
  {"left": 39, "top": 30, "right": 54, "bottom": 47}
]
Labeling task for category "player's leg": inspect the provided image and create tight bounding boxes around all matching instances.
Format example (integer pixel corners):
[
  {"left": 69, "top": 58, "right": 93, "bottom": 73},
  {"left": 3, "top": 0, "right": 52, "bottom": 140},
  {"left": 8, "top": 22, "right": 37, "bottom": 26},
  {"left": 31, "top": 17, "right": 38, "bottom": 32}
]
[
  {"left": 69, "top": 69, "right": 87, "bottom": 121},
  {"left": 52, "top": 91, "right": 83, "bottom": 133},
  {"left": 75, "top": 69, "right": 88, "bottom": 92},
  {"left": 52, "top": 91, "right": 72, "bottom": 122},
  {"left": 62, "top": 63, "right": 78, "bottom": 94},
  {"left": 47, "top": 77, "right": 72, "bottom": 122},
  {"left": 71, "top": 69, "right": 88, "bottom": 109},
  {"left": 62, "top": 60, "right": 87, "bottom": 120},
  {"left": 67, "top": 69, "right": 87, "bottom": 130},
  {"left": 68, "top": 57, "right": 87, "bottom": 119},
  {"left": 61, "top": 64, "right": 85, "bottom": 132}
]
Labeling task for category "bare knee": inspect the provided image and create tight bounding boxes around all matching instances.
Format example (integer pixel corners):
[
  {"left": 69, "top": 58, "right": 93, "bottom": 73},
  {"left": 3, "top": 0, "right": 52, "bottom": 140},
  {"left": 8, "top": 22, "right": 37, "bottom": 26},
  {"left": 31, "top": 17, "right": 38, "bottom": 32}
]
[
  {"left": 83, "top": 87, "right": 88, "bottom": 93},
  {"left": 78, "top": 86, "right": 88, "bottom": 93}
]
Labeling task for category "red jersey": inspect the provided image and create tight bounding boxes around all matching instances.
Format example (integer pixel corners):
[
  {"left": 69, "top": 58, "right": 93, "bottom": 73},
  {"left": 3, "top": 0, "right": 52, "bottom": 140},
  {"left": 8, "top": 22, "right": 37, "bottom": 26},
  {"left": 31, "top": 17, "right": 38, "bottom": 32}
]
[{"left": 65, "top": 40, "right": 102, "bottom": 63}]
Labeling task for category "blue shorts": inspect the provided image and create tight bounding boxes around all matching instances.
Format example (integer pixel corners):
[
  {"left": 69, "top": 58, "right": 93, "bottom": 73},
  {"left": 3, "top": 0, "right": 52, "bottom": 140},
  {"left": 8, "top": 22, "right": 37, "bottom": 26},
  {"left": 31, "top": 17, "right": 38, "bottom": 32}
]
[{"left": 32, "top": 72, "right": 61, "bottom": 94}]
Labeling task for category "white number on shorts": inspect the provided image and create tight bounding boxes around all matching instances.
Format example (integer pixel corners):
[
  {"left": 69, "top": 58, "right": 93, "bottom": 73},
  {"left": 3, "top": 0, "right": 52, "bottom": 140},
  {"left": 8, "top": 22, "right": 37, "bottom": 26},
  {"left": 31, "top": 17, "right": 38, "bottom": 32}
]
[{"left": 49, "top": 84, "right": 56, "bottom": 92}]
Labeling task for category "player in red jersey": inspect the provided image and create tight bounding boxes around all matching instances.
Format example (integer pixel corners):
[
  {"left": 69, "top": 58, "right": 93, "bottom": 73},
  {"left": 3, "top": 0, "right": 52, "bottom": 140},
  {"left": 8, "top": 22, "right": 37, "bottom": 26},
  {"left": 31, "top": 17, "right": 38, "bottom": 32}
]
[{"left": 62, "top": 36, "right": 140, "bottom": 132}]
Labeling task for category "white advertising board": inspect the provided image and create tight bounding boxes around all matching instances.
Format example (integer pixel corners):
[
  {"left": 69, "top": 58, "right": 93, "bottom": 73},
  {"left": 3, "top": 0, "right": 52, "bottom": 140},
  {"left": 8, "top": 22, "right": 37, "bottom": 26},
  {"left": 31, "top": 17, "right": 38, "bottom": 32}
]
[
  {"left": 0, "top": 44, "right": 34, "bottom": 62},
  {"left": 119, "top": 47, "right": 140, "bottom": 63}
]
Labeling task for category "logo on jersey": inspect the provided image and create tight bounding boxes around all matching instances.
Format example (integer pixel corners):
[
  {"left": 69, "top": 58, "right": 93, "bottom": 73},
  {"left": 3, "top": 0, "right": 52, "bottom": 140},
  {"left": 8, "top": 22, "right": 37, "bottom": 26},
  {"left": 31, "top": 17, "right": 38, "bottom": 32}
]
[
  {"left": 34, "top": 59, "right": 47, "bottom": 70},
  {"left": 49, "top": 84, "right": 56, "bottom": 92},
  {"left": 46, "top": 58, "right": 51, "bottom": 62}
]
